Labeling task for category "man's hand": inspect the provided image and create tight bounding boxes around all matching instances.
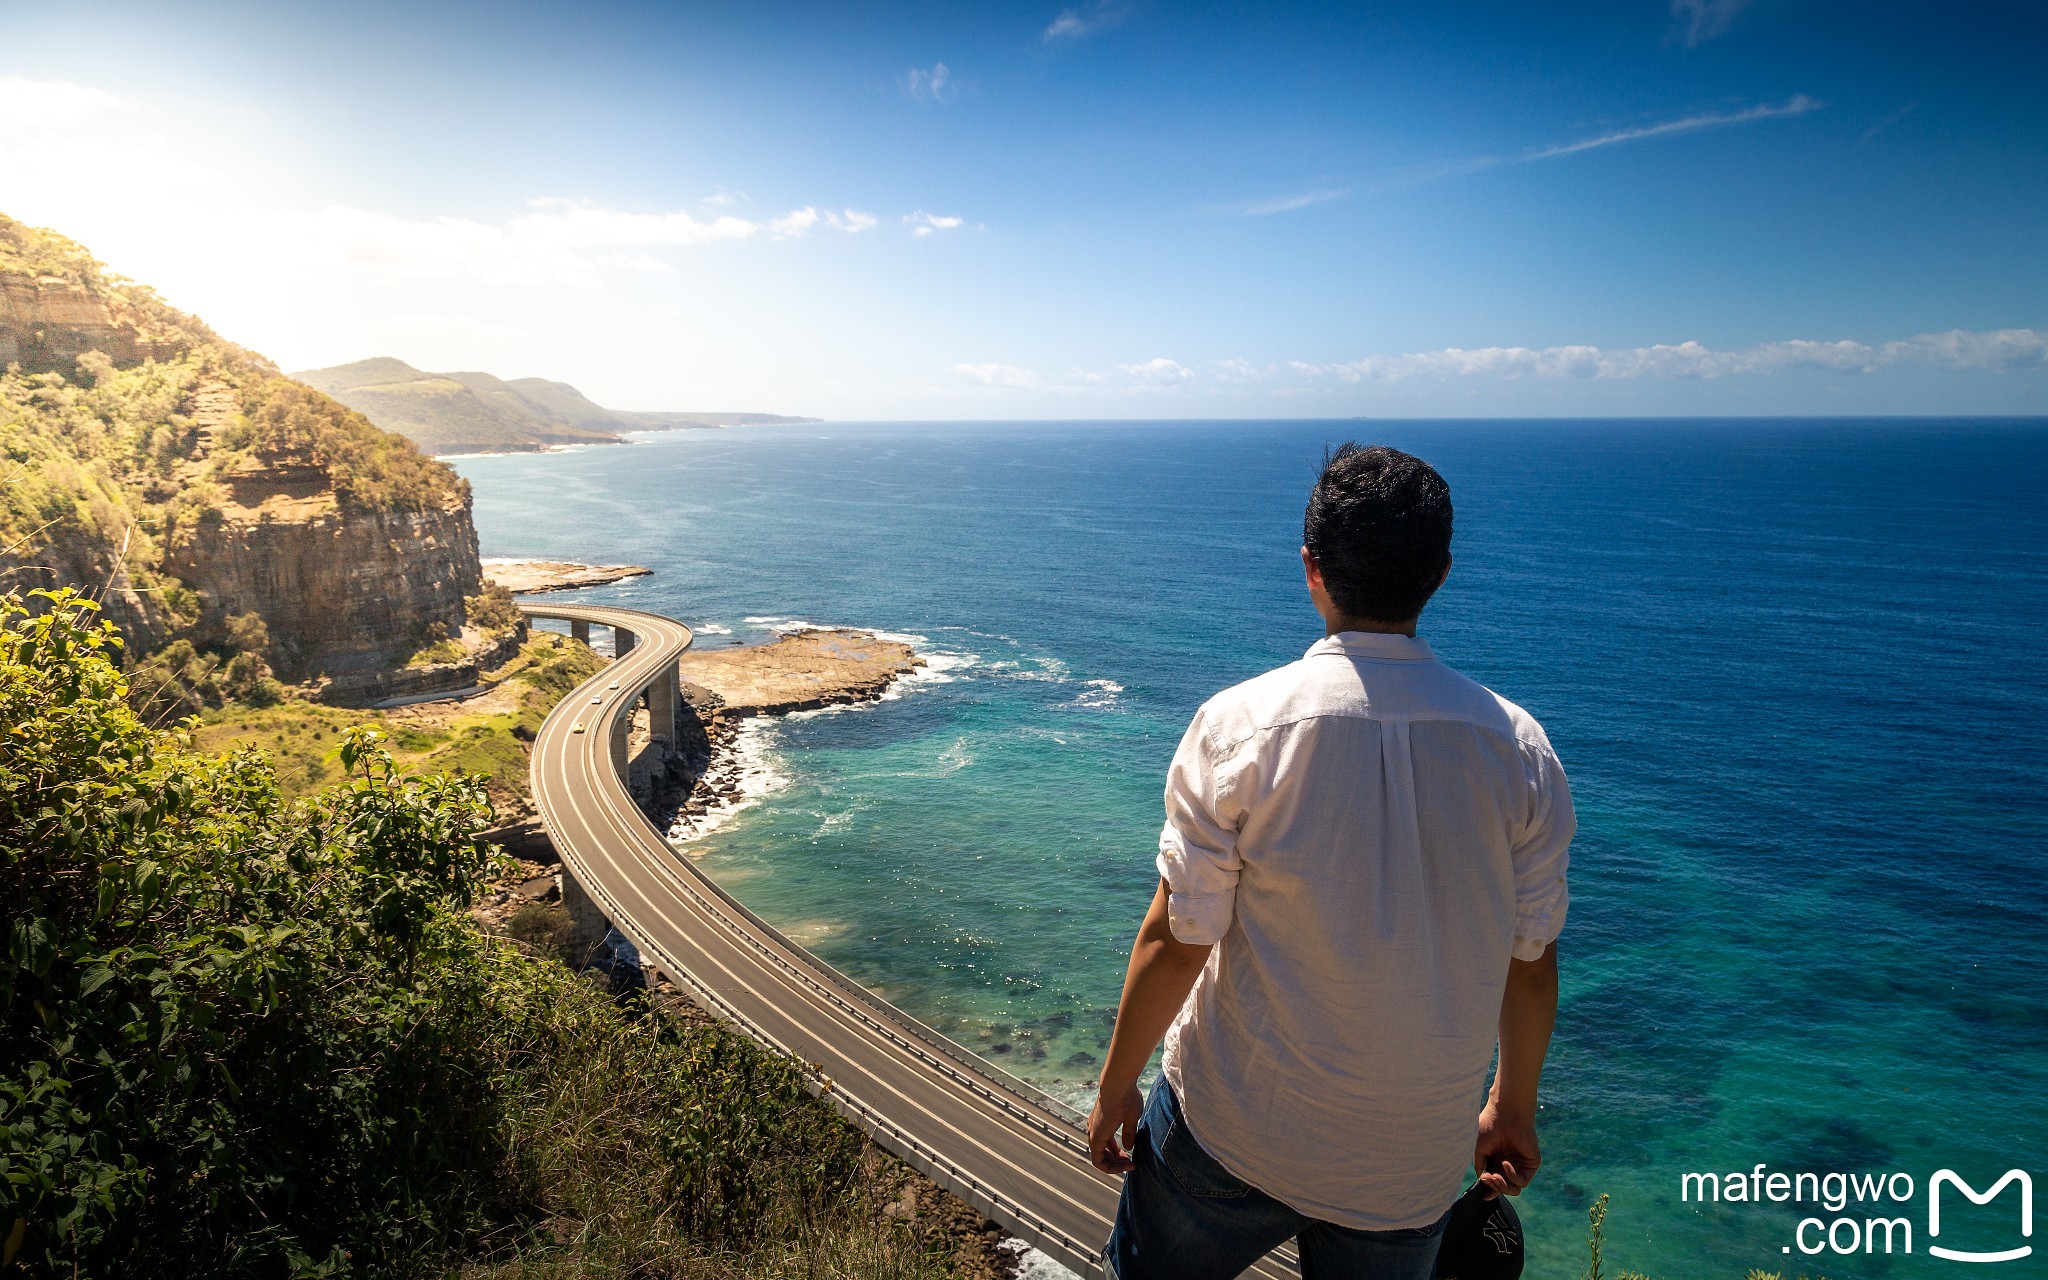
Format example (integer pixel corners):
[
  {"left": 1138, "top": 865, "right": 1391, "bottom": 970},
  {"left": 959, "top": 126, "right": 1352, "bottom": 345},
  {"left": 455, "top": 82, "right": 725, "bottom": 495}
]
[
  {"left": 1479, "top": 941, "right": 1557, "bottom": 1198},
  {"left": 1473, "top": 1099, "right": 1540, "bottom": 1198},
  {"left": 1087, "top": 880, "right": 1212, "bottom": 1176},
  {"left": 1088, "top": 1083, "right": 1145, "bottom": 1174}
]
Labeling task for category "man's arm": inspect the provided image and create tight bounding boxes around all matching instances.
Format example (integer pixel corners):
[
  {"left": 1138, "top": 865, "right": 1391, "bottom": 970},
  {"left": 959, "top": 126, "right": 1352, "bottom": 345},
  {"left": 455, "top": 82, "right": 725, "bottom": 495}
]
[
  {"left": 1474, "top": 941, "right": 1559, "bottom": 1197},
  {"left": 1086, "top": 879, "right": 1213, "bottom": 1174}
]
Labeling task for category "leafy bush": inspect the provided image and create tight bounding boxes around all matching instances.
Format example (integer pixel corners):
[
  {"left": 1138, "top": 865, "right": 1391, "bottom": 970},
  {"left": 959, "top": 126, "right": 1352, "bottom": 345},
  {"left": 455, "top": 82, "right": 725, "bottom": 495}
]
[
  {"left": 2, "top": 588, "right": 501, "bottom": 1275},
  {"left": 0, "top": 590, "right": 951, "bottom": 1280},
  {"left": 466, "top": 584, "right": 524, "bottom": 637}
]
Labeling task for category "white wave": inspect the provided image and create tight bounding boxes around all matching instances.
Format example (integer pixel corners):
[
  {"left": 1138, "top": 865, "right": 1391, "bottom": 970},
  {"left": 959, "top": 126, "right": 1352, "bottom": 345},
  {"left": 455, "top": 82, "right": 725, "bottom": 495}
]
[
  {"left": 665, "top": 719, "right": 789, "bottom": 846},
  {"left": 1067, "top": 678, "right": 1124, "bottom": 710},
  {"left": 1003, "top": 1242, "right": 1081, "bottom": 1280},
  {"left": 816, "top": 806, "right": 864, "bottom": 834},
  {"left": 694, "top": 622, "right": 734, "bottom": 636},
  {"left": 1003, "top": 654, "right": 1071, "bottom": 683},
  {"left": 936, "top": 736, "right": 974, "bottom": 773}
]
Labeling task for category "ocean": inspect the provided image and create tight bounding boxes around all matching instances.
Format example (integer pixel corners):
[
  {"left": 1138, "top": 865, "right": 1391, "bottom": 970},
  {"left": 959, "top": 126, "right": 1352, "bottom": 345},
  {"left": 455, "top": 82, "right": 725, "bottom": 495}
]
[{"left": 455, "top": 418, "right": 2048, "bottom": 1279}]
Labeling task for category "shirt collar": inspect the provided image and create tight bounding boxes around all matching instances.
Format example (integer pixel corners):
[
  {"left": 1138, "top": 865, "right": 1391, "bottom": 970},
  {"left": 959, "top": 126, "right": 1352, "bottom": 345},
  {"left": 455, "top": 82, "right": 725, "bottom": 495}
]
[{"left": 1306, "top": 631, "right": 1436, "bottom": 662}]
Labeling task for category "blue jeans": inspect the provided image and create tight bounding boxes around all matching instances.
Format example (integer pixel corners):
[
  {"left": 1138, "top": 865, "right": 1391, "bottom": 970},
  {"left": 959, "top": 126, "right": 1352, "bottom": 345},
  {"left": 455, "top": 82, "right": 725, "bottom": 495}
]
[{"left": 1104, "top": 1080, "right": 1450, "bottom": 1280}]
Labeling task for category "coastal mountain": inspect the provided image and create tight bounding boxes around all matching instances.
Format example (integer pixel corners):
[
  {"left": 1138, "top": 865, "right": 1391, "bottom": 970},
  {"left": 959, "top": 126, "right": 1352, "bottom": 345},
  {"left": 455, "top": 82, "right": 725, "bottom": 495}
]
[
  {"left": 0, "top": 212, "right": 507, "bottom": 707},
  {"left": 295, "top": 356, "right": 820, "bottom": 455}
]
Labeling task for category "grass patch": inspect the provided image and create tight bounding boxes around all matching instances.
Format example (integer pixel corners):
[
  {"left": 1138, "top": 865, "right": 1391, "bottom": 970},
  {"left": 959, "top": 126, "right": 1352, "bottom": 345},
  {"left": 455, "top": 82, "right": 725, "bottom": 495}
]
[{"left": 195, "top": 632, "right": 604, "bottom": 816}]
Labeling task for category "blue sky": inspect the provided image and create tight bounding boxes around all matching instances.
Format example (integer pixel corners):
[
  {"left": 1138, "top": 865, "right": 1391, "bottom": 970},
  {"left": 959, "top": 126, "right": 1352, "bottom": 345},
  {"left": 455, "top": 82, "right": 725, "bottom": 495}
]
[{"left": 1, "top": 0, "right": 2043, "bottom": 417}]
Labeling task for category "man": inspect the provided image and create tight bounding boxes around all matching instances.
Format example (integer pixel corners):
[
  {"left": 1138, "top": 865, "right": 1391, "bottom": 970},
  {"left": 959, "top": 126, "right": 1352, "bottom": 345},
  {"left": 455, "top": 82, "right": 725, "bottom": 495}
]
[{"left": 1089, "top": 444, "right": 1572, "bottom": 1280}]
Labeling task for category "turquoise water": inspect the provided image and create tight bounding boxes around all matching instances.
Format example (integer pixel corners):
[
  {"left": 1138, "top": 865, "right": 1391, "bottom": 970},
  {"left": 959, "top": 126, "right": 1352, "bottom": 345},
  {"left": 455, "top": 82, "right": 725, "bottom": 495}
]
[{"left": 457, "top": 420, "right": 2048, "bottom": 1278}]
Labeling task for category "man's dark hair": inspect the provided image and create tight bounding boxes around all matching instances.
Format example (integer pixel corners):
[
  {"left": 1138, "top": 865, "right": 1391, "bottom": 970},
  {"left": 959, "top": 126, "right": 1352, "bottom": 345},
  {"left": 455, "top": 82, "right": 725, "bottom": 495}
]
[{"left": 1303, "top": 443, "right": 1453, "bottom": 624}]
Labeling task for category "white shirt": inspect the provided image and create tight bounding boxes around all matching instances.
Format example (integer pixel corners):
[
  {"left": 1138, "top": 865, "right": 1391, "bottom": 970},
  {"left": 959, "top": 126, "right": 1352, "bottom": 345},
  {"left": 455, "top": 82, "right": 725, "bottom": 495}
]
[{"left": 1157, "top": 631, "right": 1572, "bottom": 1231}]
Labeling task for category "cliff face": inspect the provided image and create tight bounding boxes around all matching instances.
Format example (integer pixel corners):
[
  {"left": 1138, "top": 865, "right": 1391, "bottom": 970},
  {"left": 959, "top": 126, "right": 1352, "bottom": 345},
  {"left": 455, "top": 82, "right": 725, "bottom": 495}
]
[
  {"left": 0, "top": 272, "right": 183, "bottom": 372},
  {"left": 0, "top": 213, "right": 499, "bottom": 709},
  {"left": 169, "top": 498, "right": 481, "bottom": 681}
]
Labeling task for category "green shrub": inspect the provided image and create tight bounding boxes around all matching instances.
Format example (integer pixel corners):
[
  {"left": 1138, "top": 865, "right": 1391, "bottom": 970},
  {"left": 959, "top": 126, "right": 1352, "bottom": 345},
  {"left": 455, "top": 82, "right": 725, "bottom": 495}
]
[
  {"left": 466, "top": 584, "right": 524, "bottom": 637},
  {"left": 0, "top": 589, "right": 952, "bottom": 1280}
]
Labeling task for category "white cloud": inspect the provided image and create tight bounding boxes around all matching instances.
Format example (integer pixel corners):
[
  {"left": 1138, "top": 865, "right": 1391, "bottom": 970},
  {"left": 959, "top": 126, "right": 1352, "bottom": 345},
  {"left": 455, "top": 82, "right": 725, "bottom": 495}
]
[
  {"left": 1232, "top": 188, "right": 1349, "bottom": 217},
  {"left": 294, "top": 199, "right": 766, "bottom": 287},
  {"left": 1118, "top": 357, "right": 1196, "bottom": 384},
  {"left": 905, "top": 210, "right": 965, "bottom": 238},
  {"left": 0, "top": 77, "right": 897, "bottom": 295},
  {"left": 902, "top": 62, "right": 954, "bottom": 104},
  {"left": 1671, "top": 0, "right": 1754, "bottom": 47},
  {"left": 950, "top": 362, "right": 1045, "bottom": 389},
  {"left": 0, "top": 75, "right": 135, "bottom": 129},
  {"left": 1290, "top": 329, "right": 2048, "bottom": 383},
  {"left": 1214, "top": 358, "right": 1262, "bottom": 380},
  {"left": 768, "top": 207, "right": 819, "bottom": 238},
  {"left": 771, "top": 207, "right": 882, "bottom": 238},
  {"left": 1375, "top": 96, "right": 1822, "bottom": 196},
  {"left": 1525, "top": 95, "right": 1820, "bottom": 162},
  {"left": 1044, "top": 1, "right": 1125, "bottom": 40}
]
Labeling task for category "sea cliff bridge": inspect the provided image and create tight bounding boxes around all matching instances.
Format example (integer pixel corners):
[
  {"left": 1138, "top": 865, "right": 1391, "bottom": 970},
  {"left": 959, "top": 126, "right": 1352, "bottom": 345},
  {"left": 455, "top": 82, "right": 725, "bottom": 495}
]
[{"left": 519, "top": 601, "right": 1296, "bottom": 1279}]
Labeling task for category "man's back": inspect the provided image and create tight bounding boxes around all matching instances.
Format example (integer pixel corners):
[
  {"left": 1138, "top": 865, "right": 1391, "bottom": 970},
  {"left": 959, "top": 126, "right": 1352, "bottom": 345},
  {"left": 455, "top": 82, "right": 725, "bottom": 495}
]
[
  {"left": 1091, "top": 444, "right": 1568, "bottom": 1280},
  {"left": 1157, "top": 631, "right": 1573, "bottom": 1231}
]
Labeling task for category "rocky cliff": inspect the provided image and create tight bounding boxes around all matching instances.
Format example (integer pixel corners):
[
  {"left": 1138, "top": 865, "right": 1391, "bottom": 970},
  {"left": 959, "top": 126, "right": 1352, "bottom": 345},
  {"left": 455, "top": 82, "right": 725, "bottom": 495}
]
[{"left": 0, "top": 213, "right": 505, "bottom": 709}]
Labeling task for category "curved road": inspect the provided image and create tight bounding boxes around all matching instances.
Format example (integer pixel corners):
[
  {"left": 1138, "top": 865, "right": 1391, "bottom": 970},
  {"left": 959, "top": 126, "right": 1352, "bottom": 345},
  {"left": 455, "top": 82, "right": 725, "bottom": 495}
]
[{"left": 521, "top": 602, "right": 1295, "bottom": 1279}]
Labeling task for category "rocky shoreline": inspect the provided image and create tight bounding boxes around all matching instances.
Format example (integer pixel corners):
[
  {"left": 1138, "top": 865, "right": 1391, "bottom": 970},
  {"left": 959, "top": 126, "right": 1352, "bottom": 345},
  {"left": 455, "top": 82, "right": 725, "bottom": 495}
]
[
  {"left": 629, "top": 627, "right": 924, "bottom": 840},
  {"left": 469, "top": 623, "right": 1021, "bottom": 1277}
]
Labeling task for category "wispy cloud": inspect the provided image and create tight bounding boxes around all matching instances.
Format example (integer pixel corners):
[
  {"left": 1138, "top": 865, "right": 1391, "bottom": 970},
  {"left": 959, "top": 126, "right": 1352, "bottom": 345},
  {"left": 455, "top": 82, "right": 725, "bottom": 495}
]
[
  {"left": 1855, "top": 101, "right": 1918, "bottom": 149},
  {"left": 1671, "top": 0, "right": 1754, "bottom": 47},
  {"left": 1288, "top": 329, "right": 2048, "bottom": 383},
  {"left": 767, "top": 206, "right": 879, "bottom": 238},
  {"left": 1232, "top": 188, "right": 1349, "bottom": 217},
  {"left": 947, "top": 330, "right": 2048, "bottom": 400},
  {"left": 1044, "top": 1, "right": 1126, "bottom": 41},
  {"left": 902, "top": 62, "right": 954, "bottom": 104},
  {"left": 1118, "top": 357, "right": 1196, "bottom": 384},
  {"left": 947, "top": 356, "right": 1207, "bottom": 395},
  {"left": 1366, "top": 95, "right": 1822, "bottom": 196},
  {"left": 1525, "top": 95, "right": 1820, "bottom": 161},
  {"left": 904, "top": 210, "right": 964, "bottom": 238}
]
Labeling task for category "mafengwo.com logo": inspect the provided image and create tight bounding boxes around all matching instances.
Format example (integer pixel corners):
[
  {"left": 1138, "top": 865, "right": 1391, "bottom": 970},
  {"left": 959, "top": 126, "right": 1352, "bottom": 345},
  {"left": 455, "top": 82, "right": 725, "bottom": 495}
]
[{"left": 1681, "top": 1165, "right": 2033, "bottom": 1263}]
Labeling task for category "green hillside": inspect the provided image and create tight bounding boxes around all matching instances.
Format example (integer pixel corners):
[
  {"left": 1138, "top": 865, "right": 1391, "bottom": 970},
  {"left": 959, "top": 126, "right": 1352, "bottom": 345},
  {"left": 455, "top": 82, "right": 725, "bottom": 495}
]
[
  {"left": 0, "top": 213, "right": 478, "bottom": 702},
  {"left": 294, "top": 357, "right": 625, "bottom": 454},
  {"left": 295, "top": 357, "right": 822, "bottom": 455}
]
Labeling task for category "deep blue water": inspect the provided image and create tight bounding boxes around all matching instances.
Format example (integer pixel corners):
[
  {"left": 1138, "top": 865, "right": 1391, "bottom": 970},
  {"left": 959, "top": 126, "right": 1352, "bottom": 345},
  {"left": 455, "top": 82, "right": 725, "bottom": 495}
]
[{"left": 456, "top": 419, "right": 2048, "bottom": 1279}]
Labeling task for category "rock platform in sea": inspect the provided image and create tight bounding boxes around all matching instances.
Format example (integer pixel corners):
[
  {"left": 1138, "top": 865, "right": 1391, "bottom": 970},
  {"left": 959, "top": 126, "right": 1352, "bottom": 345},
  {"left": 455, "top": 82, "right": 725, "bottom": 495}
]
[{"left": 481, "top": 558, "right": 653, "bottom": 594}]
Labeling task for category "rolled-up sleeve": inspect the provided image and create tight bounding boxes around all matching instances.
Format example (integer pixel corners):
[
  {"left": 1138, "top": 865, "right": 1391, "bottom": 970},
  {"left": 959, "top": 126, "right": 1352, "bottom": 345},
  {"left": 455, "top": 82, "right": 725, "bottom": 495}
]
[
  {"left": 1156, "top": 710, "right": 1254, "bottom": 945},
  {"left": 1509, "top": 739, "right": 1574, "bottom": 961}
]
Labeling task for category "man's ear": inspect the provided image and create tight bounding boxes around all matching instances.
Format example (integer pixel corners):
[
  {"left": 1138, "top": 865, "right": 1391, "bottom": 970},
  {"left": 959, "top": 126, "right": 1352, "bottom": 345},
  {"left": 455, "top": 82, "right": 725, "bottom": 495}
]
[
  {"left": 1301, "top": 545, "right": 1324, "bottom": 589},
  {"left": 1437, "top": 555, "right": 1453, "bottom": 590}
]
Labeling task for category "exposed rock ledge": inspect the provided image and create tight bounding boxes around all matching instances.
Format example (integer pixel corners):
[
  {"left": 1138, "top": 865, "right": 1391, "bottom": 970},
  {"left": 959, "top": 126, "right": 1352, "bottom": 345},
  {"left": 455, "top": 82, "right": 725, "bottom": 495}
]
[
  {"left": 624, "top": 628, "right": 923, "bottom": 839},
  {"left": 482, "top": 558, "right": 651, "bottom": 594},
  {"left": 678, "top": 627, "right": 923, "bottom": 717}
]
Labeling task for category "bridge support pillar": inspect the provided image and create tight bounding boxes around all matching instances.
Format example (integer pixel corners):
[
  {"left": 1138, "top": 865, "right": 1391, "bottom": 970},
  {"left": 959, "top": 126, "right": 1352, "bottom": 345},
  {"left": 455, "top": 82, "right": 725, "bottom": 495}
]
[
  {"left": 557, "top": 864, "right": 612, "bottom": 966},
  {"left": 570, "top": 619, "right": 590, "bottom": 645},
  {"left": 646, "top": 662, "right": 679, "bottom": 749},
  {"left": 614, "top": 627, "right": 636, "bottom": 657},
  {"left": 610, "top": 713, "right": 629, "bottom": 776}
]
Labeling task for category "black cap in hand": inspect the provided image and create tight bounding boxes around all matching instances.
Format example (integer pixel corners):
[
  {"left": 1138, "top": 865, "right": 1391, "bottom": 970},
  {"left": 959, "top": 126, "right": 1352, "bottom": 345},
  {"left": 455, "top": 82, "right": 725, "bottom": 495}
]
[{"left": 1433, "top": 1183, "right": 1524, "bottom": 1280}]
